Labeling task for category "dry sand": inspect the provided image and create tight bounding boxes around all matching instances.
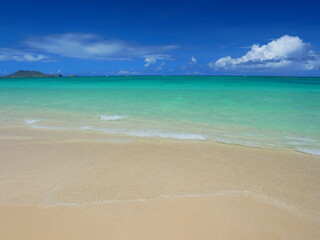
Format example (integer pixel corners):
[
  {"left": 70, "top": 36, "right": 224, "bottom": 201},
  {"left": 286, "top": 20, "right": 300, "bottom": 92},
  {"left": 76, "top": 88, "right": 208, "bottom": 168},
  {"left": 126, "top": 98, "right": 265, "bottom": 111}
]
[{"left": 0, "top": 127, "right": 320, "bottom": 239}]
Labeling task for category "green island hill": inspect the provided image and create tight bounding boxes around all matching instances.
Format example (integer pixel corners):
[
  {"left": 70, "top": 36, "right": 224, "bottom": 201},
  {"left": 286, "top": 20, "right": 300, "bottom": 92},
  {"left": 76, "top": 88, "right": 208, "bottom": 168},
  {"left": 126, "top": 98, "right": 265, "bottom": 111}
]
[{"left": 1, "top": 70, "right": 63, "bottom": 78}]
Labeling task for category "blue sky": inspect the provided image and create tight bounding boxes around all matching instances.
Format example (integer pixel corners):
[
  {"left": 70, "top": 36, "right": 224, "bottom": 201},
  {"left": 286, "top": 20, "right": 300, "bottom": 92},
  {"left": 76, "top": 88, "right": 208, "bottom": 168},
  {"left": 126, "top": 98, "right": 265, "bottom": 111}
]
[{"left": 1, "top": 0, "right": 320, "bottom": 76}]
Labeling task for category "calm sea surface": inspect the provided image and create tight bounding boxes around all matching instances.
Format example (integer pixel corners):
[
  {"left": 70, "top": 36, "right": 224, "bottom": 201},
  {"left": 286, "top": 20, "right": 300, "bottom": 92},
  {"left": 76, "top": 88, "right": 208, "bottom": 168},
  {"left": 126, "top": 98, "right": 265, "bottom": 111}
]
[{"left": 1, "top": 75, "right": 319, "bottom": 155}]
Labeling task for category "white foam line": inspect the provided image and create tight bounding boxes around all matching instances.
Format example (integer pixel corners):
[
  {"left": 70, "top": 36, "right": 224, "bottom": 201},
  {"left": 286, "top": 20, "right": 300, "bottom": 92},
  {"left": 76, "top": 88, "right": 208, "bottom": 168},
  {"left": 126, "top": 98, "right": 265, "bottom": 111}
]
[
  {"left": 41, "top": 190, "right": 244, "bottom": 207},
  {"left": 24, "top": 119, "right": 41, "bottom": 124},
  {"left": 285, "top": 136, "right": 315, "bottom": 142},
  {"left": 41, "top": 190, "right": 320, "bottom": 222},
  {"left": 25, "top": 123, "right": 320, "bottom": 155},
  {"left": 40, "top": 190, "right": 318, "bottom": 222},
  {"left": 99, "top": 114, "right": 127, "bottom": 121},
  {"left": 295, "top": 148, "right": 320, "bottom": 156},
  {"left": 28, "top": 124, "right": 207, "bottom": 141}
]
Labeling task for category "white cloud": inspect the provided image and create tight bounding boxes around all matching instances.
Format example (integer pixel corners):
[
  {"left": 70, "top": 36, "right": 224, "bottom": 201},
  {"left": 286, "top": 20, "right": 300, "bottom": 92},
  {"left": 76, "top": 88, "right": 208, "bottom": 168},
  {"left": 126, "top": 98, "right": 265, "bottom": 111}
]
[
  {"left": 144, "top": 57, "right": 157, "bottom": 67},
  {"left": 179, "top": 56, "right": 204, "bottom": 74},
  {"left": 0, "top": 70, "right": 8, "bottom": 76},
  {"left": 190, "top": 56, "right": 197, "bottom": 64},
  {"left": 116, "top": 69, "right": 140, "bottom": 75},
  {"left": 144, "top": 54, "right": 172, "bottom": 67},
  {"left": 24, "top": 33, "right": 178, "bottom": 60},
  {"left": 209, "top": 35, "right": 320, "bottom": 71},
  {"left": 0, "top": 48, "right": 48, "bottom": 62}
]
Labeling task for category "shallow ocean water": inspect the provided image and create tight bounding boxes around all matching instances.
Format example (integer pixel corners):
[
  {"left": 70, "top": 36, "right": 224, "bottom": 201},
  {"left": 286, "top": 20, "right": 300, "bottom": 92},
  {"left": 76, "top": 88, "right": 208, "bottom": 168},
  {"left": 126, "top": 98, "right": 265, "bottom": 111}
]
[{"left": 0, "top": 75, "right": 319, "bottom": 154}]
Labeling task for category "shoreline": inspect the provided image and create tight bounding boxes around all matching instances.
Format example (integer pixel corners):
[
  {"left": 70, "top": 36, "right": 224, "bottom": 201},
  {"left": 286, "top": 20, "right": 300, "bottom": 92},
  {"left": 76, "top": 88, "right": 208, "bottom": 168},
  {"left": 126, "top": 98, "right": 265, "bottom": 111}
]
[{"left": 0, "top": 125, "right": 319, "bottom": 157}]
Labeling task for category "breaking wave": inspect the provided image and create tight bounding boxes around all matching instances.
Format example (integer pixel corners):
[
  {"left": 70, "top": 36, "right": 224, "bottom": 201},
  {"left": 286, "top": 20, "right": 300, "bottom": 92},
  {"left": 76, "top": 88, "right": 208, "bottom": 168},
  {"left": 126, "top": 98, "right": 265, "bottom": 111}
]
[
  {"left": 99, "top": 115, "right": 127, "bottom": 121},
  {"left": 24, "top": 119, "right": 41, "bottom": 124}
]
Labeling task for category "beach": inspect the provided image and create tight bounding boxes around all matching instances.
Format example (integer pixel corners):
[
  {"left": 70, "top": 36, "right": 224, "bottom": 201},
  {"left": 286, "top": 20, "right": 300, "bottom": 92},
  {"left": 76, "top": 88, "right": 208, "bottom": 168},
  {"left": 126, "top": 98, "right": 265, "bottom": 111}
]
[
  {"left": 0, "top": 76, "right": 320, "bottom": 239},
  {"left": 0, "top": 127, "right": 320, "bottom": 239},
  {"left": 1, "top": 0, "right": 320, "bottom": 236}
]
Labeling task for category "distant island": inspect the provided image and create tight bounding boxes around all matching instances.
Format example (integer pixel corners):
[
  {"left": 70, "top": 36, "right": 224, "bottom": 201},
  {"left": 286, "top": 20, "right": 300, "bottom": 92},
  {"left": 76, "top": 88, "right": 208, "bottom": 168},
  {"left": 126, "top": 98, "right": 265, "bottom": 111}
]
[
  {"left": 1, "top": 70, "right": 63, "bottom": 78},
  {"left": 66, "top": 75, "right": 79, "bottom": 77}
]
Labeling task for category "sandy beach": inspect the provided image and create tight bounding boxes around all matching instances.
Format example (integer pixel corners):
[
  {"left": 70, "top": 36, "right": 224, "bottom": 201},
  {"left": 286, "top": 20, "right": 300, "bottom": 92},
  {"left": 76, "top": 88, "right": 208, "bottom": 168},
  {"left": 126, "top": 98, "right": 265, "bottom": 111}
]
[
  {"left": 0, "top": 127, "right": 319, "bottom": 239},
  {"left": 1, "top": 0, "right": 320, "bottom": 237}
]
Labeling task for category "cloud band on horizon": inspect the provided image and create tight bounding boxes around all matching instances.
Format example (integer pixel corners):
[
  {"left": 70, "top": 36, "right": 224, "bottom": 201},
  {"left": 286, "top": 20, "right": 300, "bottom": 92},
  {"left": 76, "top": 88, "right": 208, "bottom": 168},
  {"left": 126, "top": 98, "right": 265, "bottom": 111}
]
[
  {"left": 209, "top": 35, "right": 320, "bottom": 71},
  {"left": 0, "top": 33, "right": 178, "bottom": 62}
]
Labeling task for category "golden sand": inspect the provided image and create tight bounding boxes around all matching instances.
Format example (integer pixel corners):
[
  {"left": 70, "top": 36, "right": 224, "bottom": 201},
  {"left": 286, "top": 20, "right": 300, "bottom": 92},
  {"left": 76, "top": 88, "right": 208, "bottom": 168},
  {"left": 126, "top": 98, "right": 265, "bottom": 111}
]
[{"left": 0, "top": 127, "right": 320, "bottom": 239}]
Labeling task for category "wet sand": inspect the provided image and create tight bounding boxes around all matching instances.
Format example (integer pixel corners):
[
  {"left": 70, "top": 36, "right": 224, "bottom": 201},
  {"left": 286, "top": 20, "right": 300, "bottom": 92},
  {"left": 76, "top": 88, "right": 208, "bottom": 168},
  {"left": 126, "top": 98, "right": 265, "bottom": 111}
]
[{"left": 0, "top": 128, "right": 320, "bottom": 239}]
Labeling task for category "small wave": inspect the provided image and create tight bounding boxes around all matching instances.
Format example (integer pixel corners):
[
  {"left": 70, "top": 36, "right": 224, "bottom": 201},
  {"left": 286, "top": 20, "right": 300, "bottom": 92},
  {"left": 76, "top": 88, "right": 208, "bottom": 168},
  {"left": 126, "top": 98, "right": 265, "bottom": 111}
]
[
  {"left": 42, "top": 190, "right": 245, "bottom": 207},
  {"left": 80, "top": 125, "right": 92, "bottom": 130},
  {"left": 287, "top": 141, "right": 308, "bottom": 146},
  {"left": 24, "top": 119, "right": 41, "bottom": 124},
  {"left": 99, "top": 115, "right": 127, "bottom": 121},
  {"left": 285, "top": 136, "right": 315, "bottom": 142},
  {"left": 92, "top": 139, "right": 133, "bottom": 143},
  {"left": 40, "top": 190, "right": 312, "bottom": 222},
  {"left": 79, "top": 126, "right": 206, "bottom": 140},
  {"left": 31, "top": 125, "right": 69, "bottom": 130},
  {"left": 215, "top": 137, "right": 263, "bottom": 147},
  {"left": 127, "top": 130, "right": 206, "bottom": 140},
  {"left": 295, "top": 148, "right": 320, "bottom": 156},
  {"left": 84, "top": 126, "right": 206, "bottom": 140},
  {"left": 28, "top": 124, "right": 206, "bottom": 141}
]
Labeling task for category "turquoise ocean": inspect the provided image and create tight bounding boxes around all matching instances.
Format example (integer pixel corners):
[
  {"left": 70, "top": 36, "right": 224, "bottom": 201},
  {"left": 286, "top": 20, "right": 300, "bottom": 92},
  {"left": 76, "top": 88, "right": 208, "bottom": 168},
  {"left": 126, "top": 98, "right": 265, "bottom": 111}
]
[{"left": 0, "top": 75, "right": 319, "bottom": 155}]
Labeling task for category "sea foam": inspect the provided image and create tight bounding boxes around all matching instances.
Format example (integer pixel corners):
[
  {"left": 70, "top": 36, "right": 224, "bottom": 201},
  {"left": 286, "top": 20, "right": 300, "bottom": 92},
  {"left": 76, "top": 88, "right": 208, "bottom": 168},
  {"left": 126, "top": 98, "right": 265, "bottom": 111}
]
[
  {"left": 215, "top": 137, "right": 263, "bottom": 147},
  {"left": 27, "top": 123, "right": 206, "bottom": 141},
  {"left": 82, "top": 126, "right": 206, "bottom": 140},
  {"left": 295, "top": 148, "right": 320, "bottom": 156},
  {"left": 24, "top": 119, "right": 41, "bottom": 124},
  {"left": 285, "top": 136, "right": 315, "bottom": 142},
  {"left": 126, "top": 129, "right": 206, "bottom": 140},
  {"left": 99, "top": 115, "right": 127, "bottom": 121}
]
